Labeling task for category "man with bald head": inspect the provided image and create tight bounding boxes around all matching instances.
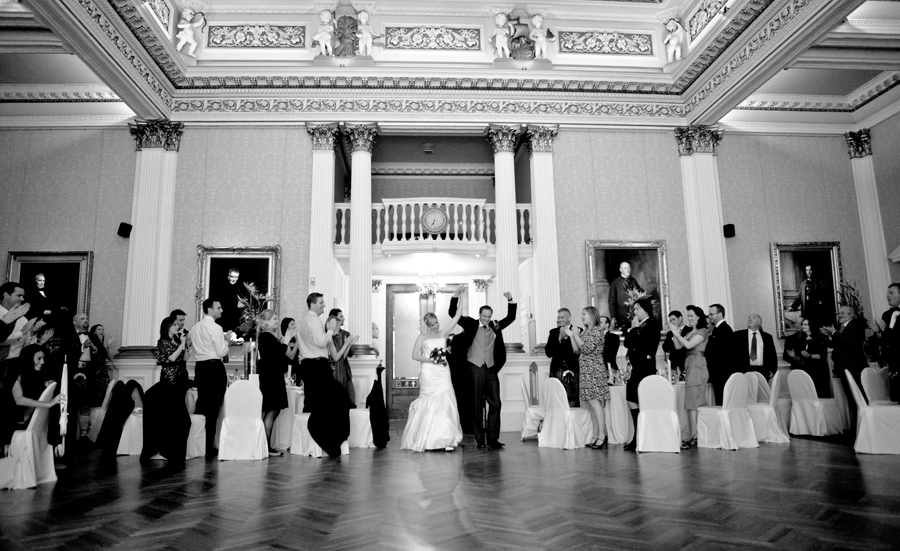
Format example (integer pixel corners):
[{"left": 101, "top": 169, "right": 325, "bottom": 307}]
[
  {"left": 608, "top": 261, "right": 644, "bottom": 330},
  {"left": 733, "top": 314, "right": 777, "bottom": 379}
]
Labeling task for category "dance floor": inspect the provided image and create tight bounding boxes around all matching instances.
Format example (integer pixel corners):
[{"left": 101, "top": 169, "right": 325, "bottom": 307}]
[{"left": 1, "top": 424, "right": 899, "bottom": 551}]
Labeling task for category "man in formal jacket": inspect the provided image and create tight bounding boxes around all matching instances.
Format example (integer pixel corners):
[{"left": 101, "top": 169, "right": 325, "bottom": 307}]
[
  {"left": 706, "top": 303, "right": 733, "bottom": 406},
  {"left": 608, "top": 262, "right": 644, "bottom": 330},
  {"left": 790, "top": 265, "right": 831, "bottom": 328},
  {"left": 623, "top": 297, "right": 660, "bottom": 451},
  {"left": 870, "top": 283, "right": 900, "bottom": 402},
  {"left": 733, "top": 314, "right": 778, "bottom": 379},
  {"left": 599, "top": 315, "right": 620, "bottom": 373},
  {"left": 662, "top": 310, "right": 690, "bottom": 380},
  {"left": 545, "top": 307, "right": 580, "bottom": 406},
  {"left": 449, "top": 291, "right": 517, "bottom": 449},
  {"left": 823, "top": 305, "right": 868, "bottom": 428}
]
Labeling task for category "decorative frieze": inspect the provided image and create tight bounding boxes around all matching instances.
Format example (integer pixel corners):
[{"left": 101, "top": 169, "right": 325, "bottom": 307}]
[
  {"left": 558, "top": 30, "right": 653, "bottom": 55},
  {"left": 371, "top": 167, "right": 494, "bottom": 176},
  {"left": 844, "top": 129, "right": 872, "bottom": 159},
  {"left": 526, "top": 125, "right": 558, "bottom": 153},
  {"left": 485, "top": 125, "right": 521, "bottom": 153},
  {"left": 307, "top": 123, "right": 339, "bottom": 150},
  {"left": 143, "top": 0, "right": 171, "bottom": 33},
  {"left": 345, "top": 123, "right": 378, "bottom": 153},
  {"left": 207, "top": 25, "right": 305, "bottom": 48},
  {"left": 674, "top": 125, "right": 723, "bottom": 156},
  {"left": 689, "top": 0, "right": 726, "bottom": 40},
  {"left": 129, "top": 119, "right": 184, "bottom": 152},
  {"left": 384, "top": 26, "right": 480, "bottom": 50},
  {"left": 0, "top": 85, "right": 121, "bottom": 103}
]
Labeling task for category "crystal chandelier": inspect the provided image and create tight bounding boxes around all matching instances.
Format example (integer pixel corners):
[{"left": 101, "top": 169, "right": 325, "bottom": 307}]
[{"left": 417, "top": 277, "right": 440, "bottom": 297}]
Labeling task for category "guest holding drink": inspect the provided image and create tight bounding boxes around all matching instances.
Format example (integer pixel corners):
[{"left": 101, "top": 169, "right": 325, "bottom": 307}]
[
  {"left": 280, "top": 317, "right": 300, "bottom": 385},
  {"left": 567, "top": 306, "right": 608, "bottom": 449},
  {"left": 668, "top": 305, "right": 708, "bottom": 449},
  {"left": 785, "top": 317, "right": 829, "bottom": 398},
  {"left": 258, "top": 309, "right": 298, "bottom": 456},
  {"left": 156, "top": 317, "right": 190, "bottom": 390},
  {"left": 145, "top": 317, "right": 192, "bottom": 461}
]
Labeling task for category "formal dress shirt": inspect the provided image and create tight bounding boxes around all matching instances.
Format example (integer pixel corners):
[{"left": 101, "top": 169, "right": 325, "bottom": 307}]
[
  {"left": 188, "top": 315, "right": 229, "bottom": 361},
  {"left": 468, "top": 324, "right": 496, "bottom": 368},
  {"left": 747, "top": 330, "right": 763, "bottom": 367},
  {"left": 890, "top": 310, "right": 899, "bottom": 330},
  {"left": 298, "top": 311, "right": 330, "bottom": 359},
  {"left": 78, "top": 332, "right": 92, "bottom": 362},
  {"left": 0, "top": 304, "right": 28, "bottom": 359}
]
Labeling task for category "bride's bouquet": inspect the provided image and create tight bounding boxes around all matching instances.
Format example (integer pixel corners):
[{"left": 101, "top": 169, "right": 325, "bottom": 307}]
[{"left": 429, "top": 347, "right": 448, "bottom": 366}]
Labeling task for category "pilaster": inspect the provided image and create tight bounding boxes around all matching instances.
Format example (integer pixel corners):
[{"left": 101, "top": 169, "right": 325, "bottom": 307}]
[{"left": 307, "top": 123, "right": 339, "bottom": 308}]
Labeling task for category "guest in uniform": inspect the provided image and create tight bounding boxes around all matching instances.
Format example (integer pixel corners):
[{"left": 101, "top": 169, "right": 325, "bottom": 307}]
[
  {"left": 785, "top": 317, "right": 829, "bottom": 398},
  {"left": 870, "top": 283, "right": 900, "bottom": 402},
  {"left": 706, "top": 303, "right": 733, "bottom": 405},
  {"left": 623, "top": 298, "right": 661, "bottom": 451},
  {"left": 668, "top": 306, "right": 708, "bottom": 449},
  {"left": 567, "top": 306, "right": 608, "bottom": 449},
  {"left": 662, "top": 310, "right": 690, "bottom": 381},
  {"left": 257, "top": 309, "right": 298, "bottom": 456},
  {"left": 188, "top": 298, "right": 233, "bottom": 457},
  {"left": 328, "top": 308, "right": 356, "bottom": 408},
  {"left": 545, "top": 308, "right": 580, "bottom": 406}
]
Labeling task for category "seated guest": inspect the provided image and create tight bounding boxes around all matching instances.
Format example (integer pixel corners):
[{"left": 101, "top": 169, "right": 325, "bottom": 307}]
[
  {"left": 785, "top": 318, "right": 830, "bottom": 398},
  {"left": 328, "top": 308, "right": 357, "bottom": 408},
  {"left": 1, "top": 282, "right": 45, "bottom": 361},
  {"left": 668, "top": 306, "right": 709, "bottom": 449},
  {"left": 662, "top": 310, "right": 690, "bottom": 381},
  {"left": 88, "top": 324, "right": 113, "bottom": 408},
  {"left": 8, "top": 344, "right": 61, "bottom": 428},
  {"left": 142, "top": 316, "right": 192, "bottom": 462},
  {"left": 258, "top": 309, "right": 298, "bottom": 456},
  {"left": 733, "top": 314, "right": 778, "bottom": 379},
  {"left": 281, "top": 317, "right": 301, "bottom": 385},
  {"left": 545, "top": 308, "right": 580, "bottom": 406}
]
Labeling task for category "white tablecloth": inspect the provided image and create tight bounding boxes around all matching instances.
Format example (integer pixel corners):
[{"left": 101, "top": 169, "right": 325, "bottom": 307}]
[
  {"left": 271, "top": 387, "right": 305, "bottom": 451},
  {"left": 602, "top": 382, "right": 715, "bottom": 443}
]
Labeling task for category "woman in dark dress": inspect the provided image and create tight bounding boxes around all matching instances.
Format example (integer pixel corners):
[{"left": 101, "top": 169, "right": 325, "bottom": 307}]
[
  {"left": 623, "top": 298, "right": 662, "bottom": 452},
  {"left": 9, "top": 345, "right": 60, "bottom": 427},
  {"left": 280, "top": 317, "right": 301, "bottom": 386},
  {"left": 88, "top": 324, "right": 113, "bottom": 406},
  {"left": 143, "top": 316, "right": 192, "bottom": 461},
  {"left": 785, "top": 317, "right": 830, "bottom": 398},
  {"left": 258, "top": 309, "right": 298, "bottom": 456}
]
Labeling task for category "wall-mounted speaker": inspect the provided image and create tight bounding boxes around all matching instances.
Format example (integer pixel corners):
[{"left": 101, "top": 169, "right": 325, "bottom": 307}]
[
  {"left": 723, "top": 223, "right": 735, "bottom": 238},
  {"left": 117, "top": 222, "right": 133, "bottom": 238}
]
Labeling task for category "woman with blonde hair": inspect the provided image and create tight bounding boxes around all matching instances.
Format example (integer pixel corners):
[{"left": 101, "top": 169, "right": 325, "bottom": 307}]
[
  {"left": 567, "top": 306, "right": 609, "bottom": 449},
  {"left": 257, "top": 309, "right": 298, "bottom": 456}
]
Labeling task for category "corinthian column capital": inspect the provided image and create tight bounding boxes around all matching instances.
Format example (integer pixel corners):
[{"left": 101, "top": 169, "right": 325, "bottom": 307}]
[
  {"left": 307, "top": 123, "right": 339, "bottom": 150},
  {"left": 526, "top": 125, "right": 559, "bottom": 154},
  {"left": 344, "top": 123, "right": 379, "bottom": 153},
  {"left": 485, "top": 124, "right": 521, "bottom": 154},
  {"left": 844, "top": 128, "right": 872, "bottom": 158},
  {"left": 674, "top": 125, "right": 723, "bottom": 156},
  {"left": 128, "top": 119, "right": 184, "bottom": 152}
]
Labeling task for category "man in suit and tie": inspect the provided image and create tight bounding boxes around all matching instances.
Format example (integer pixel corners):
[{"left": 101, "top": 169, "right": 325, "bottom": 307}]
[
  {"left": 662, "top": 310, "right": 690, "bottom": 380},
  {"left": 545, "top": 308, "right": 580, "bottom": 406},
  {"left": 599, "top": 315, "right": 620, "bottom": 374},
  {"left": 869, "top": 283, "right": 900, "bottom": 402},
  {"left": 733, "top": 314, "right": 778, "bottom": 379},
  {"left": 608, "top": 262, "right": 644, "bottom": 330},
  {"left": 706, "top": 303, "right": 733, "bottom": 406},
  {"left": 822, "top": 305, "right": 868, "bottom": 429},
  {"left": 450, "top": 291, "right": 517, "bottom": 449}
]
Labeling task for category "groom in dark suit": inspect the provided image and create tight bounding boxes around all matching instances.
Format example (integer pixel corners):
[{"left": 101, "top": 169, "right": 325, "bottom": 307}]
[{"left": 449, "top": 291, "right": 517, "bottom": 449}]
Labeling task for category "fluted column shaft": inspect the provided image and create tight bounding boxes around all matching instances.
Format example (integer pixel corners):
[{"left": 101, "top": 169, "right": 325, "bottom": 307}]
[
  {"left": 846, "top": 129, "right": 891, "bottom": 318},
  {"left": 486, "top": 125, "right": 522, "bottom": 350},
  {"left": 527, "top": 125, "right": 560, "bottom": 350},
  {"left": 122, "top": 120, "right": 183, "bottom": 347},
  {"left": 347, "top": 124, "right": 378, "bottom": 355},
  {"left": 307, "top": 124, "right": 338, "bottom": 308}
]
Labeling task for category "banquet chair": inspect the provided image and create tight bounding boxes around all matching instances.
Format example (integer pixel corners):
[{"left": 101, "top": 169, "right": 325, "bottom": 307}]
[
  {"left": 538, "top": 378, "right": 590, "bottom": 449},
  {"left": 185, "top": 411, "right": 206, "bottom": 459},
  {"left": 520, "top": 371, "right": 545, "bottom": 440},
  {"left": 87, "top": 380, "right": 116, "bottom": 443},
  {"left": 636, "top": 375, "right": 680, "bottom": 453},
  {"left": 845, "top": 370, "right": 900, "bottom": 454},
  {"left": 787, "top": 370, "right": 842, "bottom": 436},
  {"left": 116, "top": 383, "right": 145, "bottom": 456},
  {"left": 697, "top": 373, "right": 758, "bottom": 450},
  {"left": 348, "top": 409, "right": 375, "bottom": 448},
  {"left": 861, "top": 367, "right": 895, "bottom": 406},
  {"left": 290, "top": 413, "right": 350, "bottom": 457},
  {"left": 744, "top": 373, "right": 759, "bottom": 404},
  {"left": 218, "top": 381, "right": 267, "bottom": 460},
  {"left": 747, "top": 372, "right": 790, "bottom": 443},
  {"left": 753, "top": 372, "right": 771, "bottom": 403},
  {"left": 0, "top": 383, "right": 58, "bottom": 490}
]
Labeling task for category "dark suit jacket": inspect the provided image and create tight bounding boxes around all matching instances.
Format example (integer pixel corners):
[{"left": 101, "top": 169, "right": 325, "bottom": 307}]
[
  {"left": 608, "top": 276, "right": 643, "bottom": 327},
  {"left": 829, "top": 318, "right": 869, "bottom": 378},
  {"left": 545, "top": 326, "right": 579, "bottom": 371},
  {"left": 876, "top": 308, "right": 900, "bottom": 371},
  {"left": 624, "top": 318, "right": 661, "bottom": 368},
  {"left": 449, "top": 298, "right": 517, "bottom": 371},
  {"left": 706, "top": 321, "right": 734, "bottom": 380},
  {"left": 732, "top": 328, "right": 778, "bottom": 378},
  {"left": 603, "top": 330, "right": 620, "bottom": 371}
]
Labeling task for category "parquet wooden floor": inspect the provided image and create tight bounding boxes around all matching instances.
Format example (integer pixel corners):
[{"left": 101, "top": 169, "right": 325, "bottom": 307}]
[{"left": 1, "top": 424, "right": 899, "bottom": 551}]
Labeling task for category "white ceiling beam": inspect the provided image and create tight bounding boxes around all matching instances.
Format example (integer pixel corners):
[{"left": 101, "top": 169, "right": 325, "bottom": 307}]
[{"left": 792, "top": 47, "right": 900, "bottom": 70}]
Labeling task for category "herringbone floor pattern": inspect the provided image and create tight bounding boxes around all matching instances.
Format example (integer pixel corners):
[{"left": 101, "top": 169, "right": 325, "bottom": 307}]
[{"left": 1, "top": 424, "right": 898, "bottom": 551}]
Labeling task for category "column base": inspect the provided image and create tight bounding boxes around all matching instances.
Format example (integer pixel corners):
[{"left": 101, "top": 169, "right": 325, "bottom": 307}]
[
  {"left": 504, "top": 342, "right": 525, "bottom": 354},
  {"left": 114, "top": 345, "right": 157, "bottom": 360},
  {"left": 351, "top": 344, "right": 379, "bottom": 356}
]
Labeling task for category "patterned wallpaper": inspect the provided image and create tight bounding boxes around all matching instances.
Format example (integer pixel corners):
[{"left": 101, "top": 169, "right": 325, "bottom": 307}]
[
  {"left": 871, "top": 112, "right": 900, "bottom": 283},
  {"left": 552, "top": 130, "right": 691, "bottom": 322},
  {"left": 0, "top": 128, "right": 134, "bottom": 349},
  {"left": 372, "top": 178, "right": 493, "bottom": 202},
  {"left": 169, "top": 128, "right": 313, "bottom": 326},
  {"left": 718, "top": 134, "right": 869, "bottom": 333}
]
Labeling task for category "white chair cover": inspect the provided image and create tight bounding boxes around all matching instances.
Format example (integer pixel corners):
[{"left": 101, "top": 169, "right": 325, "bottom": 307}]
[
  {"left": 290, "top": 413, "right": 350, "bottom": 457},
  {"left": 862, "top": 367, "right": 895, "bottom": 405},
  {"left": 636, "top": 376, "right": 680, "bottom": 453},
  {"left": 1, "top": 383, "right": 58, "bottom": 490},
  {"left": 520, "top": 372, "right": 545, "bottom": 440},
  {"left": 846, "top": 370, "right": 900, "bottom": 454},
  {"left": 747, "top": 372, "right": 790, "bottom": 444},
  {"left": 754, "top": 372, "right": 771, "bottom": 403},
  {"left": 116, "top": 409, "right": 144, "bottom": 456},
  {"left": 787, "top": 370, "right": 843, "bottom": 436},
  {"left": 185, "top": 414, "right": 206, "bottom": 459},
  {"left": 218, "top": 381, "right": 267, "bottom": 461},
  {"left": 604, "top": 386, "right": 634, "bottom": 444},
  {"left": 87, "top": 380, "right": 116, "bottom": 443},
  {"left": 697, "top": 373, "right": 759, "bottom": 450},
  {"left": 348, "top": 409, "right": 375, "bottom": 448},
  {"left": 744, "top": 373, "right": 759, "bottom": 404},
  {"left": 537, "top": 378, "right": 589, "bottom": 449}
]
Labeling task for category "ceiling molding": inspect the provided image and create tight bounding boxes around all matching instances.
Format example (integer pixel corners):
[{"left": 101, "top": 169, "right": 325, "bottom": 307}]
[
  {"left": 0, "top": 84, "right": 122, "bottom": 102},
  {"left": 0, "top": 114, "right": 134, "bottom": 127},
  {"left": 718, "top": 120, "right": 851, "bottom": 135},
  {"left": 792, "top": 47, "right": 900, "bottom": 70},
  {"left": 735, "top": 71, "right": 900, "bottom": 112}
]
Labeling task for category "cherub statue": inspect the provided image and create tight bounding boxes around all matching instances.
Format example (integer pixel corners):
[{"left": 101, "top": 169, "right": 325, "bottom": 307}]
[
  {"left": 664, "top": 18, "right": 687, "bottom": 63},
  {"left": 175, "top": 8, "right": 206, "bottom": 57},
  {"left": 528, "top": 14, "right": 556, "bottom": 60},
  {"left": 355, "top": 10, "right": 381, "bottom": 57},
  {"left": 490, "top": 13, "right": 511, "bottom": 59},
  {"left": 312, "top": 9, "right": 335, "bottom": 56}
]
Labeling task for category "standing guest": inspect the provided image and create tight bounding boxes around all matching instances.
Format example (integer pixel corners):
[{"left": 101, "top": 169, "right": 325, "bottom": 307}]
[
  {"left": 1, "top": 282, "right": 44, "bottom": 361},
  {"left": 169, "top": 309, "right": 189, "bottom": 344},
  {"left": 144, "top": 316, "right": 192, "bottom": 462},
  {"left": 0, "top": 297, "right": 30, "bottom": 347},
  {"left": 567, "top": 306, "right": 609, "bottom": 449},
  {"left": 870, "top": 283, "right": 900, "bottom": 402},
  {"left": 822, "top": 305, "right": 868, "bottom": 428},
  {"left": 733, "top": 314, "right": 778, "bottom": 380},
  {"left": 280, "top": 317, "right": 301, "bottom": 384},
  {"left": 449, "top": 291, "right": 517, "bottom": 449},
  {"left": 623, "top": 298, "right": 661, "bottom": 451},
  {"left": 599, "top": 315, "right": 620, "bottom": 375},
  {"left": 544, "top": 308, "right": 580, "bottom": 406},
  {"left": 65, "top": 313, "right": 96, "bottom": 439},
  {"left": 662, "top": 310, "right": 690, "bottom": 381},
  {"left": 706, "top": 303, "right": 733, "bottom": 405},
  {"left": 785, "top": 318, "right": 829, "bottom": 398},
  {"left": 668, "top": 306, "right": 708, "bottom": 449},
  {"left": 88, "top": 324, "right": 113, "bottom": 406},
  {"left": 608, "top": 262, "right": 644, "bottom": 330},
  {"left": 325, "top": 316, "right": 358, "bottom": 385},
  {"left": 188, "top": 298, "right": 233, "bottom": 457},
  {"left": 257, "top": 309, "right": 298, "bottom": 456},
  {"left": 156, "top": 317, "right": 190, "bottom": 390},
  {"left": 328, "top": 308, "right": 356, "bottom": 408}
]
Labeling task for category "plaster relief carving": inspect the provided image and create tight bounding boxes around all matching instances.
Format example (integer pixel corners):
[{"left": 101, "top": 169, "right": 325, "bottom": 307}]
[
  {"left": 384, "top": 26, "right": 480, "bottom": 50},
  {"left": 208, "top": 25, "right": 305, "bottom": 48},
  {"left": 558, "top": 30, "right": 652, "bottom": 55}
]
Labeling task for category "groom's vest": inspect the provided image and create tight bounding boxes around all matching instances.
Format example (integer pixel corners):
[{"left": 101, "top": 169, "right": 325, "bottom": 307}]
[{"left": 468, "top": 325, "right": 495, "bottom": 368}]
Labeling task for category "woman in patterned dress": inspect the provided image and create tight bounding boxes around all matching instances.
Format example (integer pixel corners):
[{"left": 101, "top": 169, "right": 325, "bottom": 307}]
[
  {"left": 156, "top": 318, "right": 190, "bottom": 391},
  {"left": 567, "top": 306, "right": 609, "bottom": 449},
  {"left": 667, "top": 305, "right": 709, "bottom": 449}
]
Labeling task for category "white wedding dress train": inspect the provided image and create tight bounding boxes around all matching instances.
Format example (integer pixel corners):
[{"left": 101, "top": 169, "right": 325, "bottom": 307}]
[{"left": 401, "top": 338, "right": 463, "bottom": 452}]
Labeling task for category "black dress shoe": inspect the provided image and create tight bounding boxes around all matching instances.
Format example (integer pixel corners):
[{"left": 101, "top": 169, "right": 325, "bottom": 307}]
[
  {"left": 487, "top": 441, "right": 504, "bottom": 449},
  {"left": 476, "top": 442, "right": 486, "bottom": 449}
]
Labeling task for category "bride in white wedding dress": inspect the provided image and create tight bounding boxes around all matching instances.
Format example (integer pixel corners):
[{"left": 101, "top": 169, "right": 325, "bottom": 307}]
[{"left": 401, "top": 290, "right": 464, "bottom": 452}]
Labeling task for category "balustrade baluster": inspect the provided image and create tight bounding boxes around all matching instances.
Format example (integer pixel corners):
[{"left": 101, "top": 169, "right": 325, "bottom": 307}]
[
  {"left": 518, "top": 208, "right": 525, "bottom": 245},
  {"left": 403, "top": 203, "right": 410, "bottom": 241},
  {"left": 390, "top": 205, "right": 397, "bottom": 243},
  {"left": 342, "top": 207, "right": 349, "bottom": 244},
  {"left": 462, "top": 204, "right": 469, "bottom": 242}
]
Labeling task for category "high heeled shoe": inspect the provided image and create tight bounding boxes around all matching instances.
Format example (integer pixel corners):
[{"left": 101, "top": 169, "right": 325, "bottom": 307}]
[
  {"left": 591, "top": 436, "right": 608, "bottom": 450},
  {"left": 585, "top": 438, "right": 598, "bottom": 448}
]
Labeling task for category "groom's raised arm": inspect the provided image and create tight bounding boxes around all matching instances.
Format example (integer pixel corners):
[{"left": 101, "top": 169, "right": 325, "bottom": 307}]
[{"left": 449, "top": 296, "right": 459, "bottom": 318}]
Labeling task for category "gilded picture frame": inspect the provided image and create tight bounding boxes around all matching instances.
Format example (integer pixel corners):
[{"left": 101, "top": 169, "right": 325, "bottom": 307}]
[
  {"left": 771, "top": 241, "right": 843, "bottom": 338},
  {"left": 5, "top": 251, "right": 94, "bottom": 318},
  {"left": 195, "top": 245, "right": 281, "bottom": 324}
]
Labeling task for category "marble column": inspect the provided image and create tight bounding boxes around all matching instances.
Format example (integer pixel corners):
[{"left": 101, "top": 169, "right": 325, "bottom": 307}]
[
  {"left": 307, "top": 124, "right": 338, "bottom": 307},
  {"left": 675, "top": 126, "right": 733, "bottom": 324},
  {"left": 121, "top": 119, "right": 183, "bottom": 351},
  {"left": 485, "top": 124, "right": 523, "bottom": 352},
  {"left": 526, "top": 125, "right": 560, "bottom": 351},
  {"left": 845, "top": 128, "right": 891, "bottom": 318},
  {"left": 346, "top": 123, "right": 378, "bottom": 355}
]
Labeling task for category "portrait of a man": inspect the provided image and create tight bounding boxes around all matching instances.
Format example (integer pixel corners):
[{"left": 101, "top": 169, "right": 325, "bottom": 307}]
[{"left": 774, "top": 245, "right": 840, "bottom": 336}]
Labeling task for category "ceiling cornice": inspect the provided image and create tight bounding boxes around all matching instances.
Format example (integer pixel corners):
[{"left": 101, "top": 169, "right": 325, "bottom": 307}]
[
  {"left": 735, "top": 71, "right": 900, "bottom": 113},
  {"left": 0, "top": 84, "right": 122, "bottom": 102}
]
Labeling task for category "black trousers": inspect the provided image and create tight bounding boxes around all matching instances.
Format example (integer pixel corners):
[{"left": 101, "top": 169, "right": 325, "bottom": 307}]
[
  {"left": 469, "top": 362, "right": 501, "bottom": 445},
  {"left": 194, "top": 360, "right": 226, "bottom": 451}
]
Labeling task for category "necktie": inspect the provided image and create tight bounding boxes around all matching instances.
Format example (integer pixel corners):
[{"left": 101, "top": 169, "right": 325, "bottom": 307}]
[{"left": 750, "top": 332, "right": 758, "bottom": 362}]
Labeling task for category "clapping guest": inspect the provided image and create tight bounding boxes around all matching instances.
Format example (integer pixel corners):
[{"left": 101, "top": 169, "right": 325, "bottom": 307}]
[
  {"left": 280, "top": 317, "right": 301, "bottom": 384},
  {"left": 668, "top": 306, "right": 709, "bottom": 449},
  {"left": 623, "top": 298, "right": 661, "bottom": 451},
  {"left": 785, "top": 318, "right": 829, "bottom": 398},
  {"left": 662, "top": 310, "right": 690, "bottom": 381},
  {"left": 325, "top": 316, "right": 358, "bottom": 374},
  {"left": 258, "top": 309, "right": 298, "bottom": 456},
  {"left": 869, "top": 283, "right": 900, "bottom": 402},
  {"left": 567, "top": 307, "right": 609, "bottom": 449},
  {"left": 545, "top": 308, "right": 580, "bottom": 406},
  {"left": 328, "top": 309, "right": 356, "bottom": 408}
]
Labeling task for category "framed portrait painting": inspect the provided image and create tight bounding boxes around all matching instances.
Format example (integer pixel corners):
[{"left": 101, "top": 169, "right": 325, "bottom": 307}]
[
  {"left": 771, "top": 241, "right": 842, "bottom": 338},
  {"left": 195, "top": 245, "right": 281, "bottom": 331},
  {"left": 5, "top": 251, "right": 93, "bottom": 319}
]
